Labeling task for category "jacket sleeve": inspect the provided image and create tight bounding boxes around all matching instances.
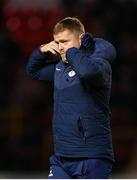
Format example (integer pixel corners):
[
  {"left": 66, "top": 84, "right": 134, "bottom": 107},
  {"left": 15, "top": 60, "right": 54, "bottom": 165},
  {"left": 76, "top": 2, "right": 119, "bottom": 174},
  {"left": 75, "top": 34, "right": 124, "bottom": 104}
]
[
  {"left": 26, "top": 48, "right": 55, "bottom": 81},
  {"left": 66, "top": 44, "right": 116, "bottom": 87}
]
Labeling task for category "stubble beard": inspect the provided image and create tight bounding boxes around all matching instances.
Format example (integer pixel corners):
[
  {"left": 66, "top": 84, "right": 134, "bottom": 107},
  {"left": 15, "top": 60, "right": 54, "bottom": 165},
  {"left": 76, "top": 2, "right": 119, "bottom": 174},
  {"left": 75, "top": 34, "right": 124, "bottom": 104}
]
[{"left": 61, "top": 53, "right": 68, "bottom": 64}]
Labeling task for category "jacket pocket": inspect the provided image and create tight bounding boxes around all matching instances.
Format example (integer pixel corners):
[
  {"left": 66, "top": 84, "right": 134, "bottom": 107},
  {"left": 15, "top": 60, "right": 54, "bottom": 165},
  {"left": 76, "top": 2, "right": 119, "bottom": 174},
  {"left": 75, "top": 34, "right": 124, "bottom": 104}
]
[
  {"left": 77, "top": 115, "right": 98, "bottom": 141},
  {"left": 77, "top": 117, "right": 87, "bottom": 143}
]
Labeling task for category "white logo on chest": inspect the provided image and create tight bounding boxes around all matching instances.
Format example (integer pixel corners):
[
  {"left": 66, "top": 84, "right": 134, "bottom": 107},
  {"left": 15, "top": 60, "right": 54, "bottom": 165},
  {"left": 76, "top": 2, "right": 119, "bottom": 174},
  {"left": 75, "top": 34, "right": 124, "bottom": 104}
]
[
  {"left": 56, "top": 67, "right": 61, "bottom": 71},
  {"left": 68, "top": 70, "right": 76, "bottom": 77}
]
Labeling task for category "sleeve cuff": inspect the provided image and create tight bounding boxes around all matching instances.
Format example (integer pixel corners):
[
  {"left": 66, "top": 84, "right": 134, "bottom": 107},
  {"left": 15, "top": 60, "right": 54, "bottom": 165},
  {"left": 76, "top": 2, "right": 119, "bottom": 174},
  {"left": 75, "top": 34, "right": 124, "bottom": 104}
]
[{"left": 32, "top": 48, "right": 49, "bottom": 59}]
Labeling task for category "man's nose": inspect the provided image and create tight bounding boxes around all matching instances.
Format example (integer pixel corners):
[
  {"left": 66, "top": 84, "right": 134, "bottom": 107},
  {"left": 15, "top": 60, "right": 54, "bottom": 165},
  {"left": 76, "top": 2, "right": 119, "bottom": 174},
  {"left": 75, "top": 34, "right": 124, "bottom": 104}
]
[{"left": 58, "top": 43, "right": 63, "bottom": 51}]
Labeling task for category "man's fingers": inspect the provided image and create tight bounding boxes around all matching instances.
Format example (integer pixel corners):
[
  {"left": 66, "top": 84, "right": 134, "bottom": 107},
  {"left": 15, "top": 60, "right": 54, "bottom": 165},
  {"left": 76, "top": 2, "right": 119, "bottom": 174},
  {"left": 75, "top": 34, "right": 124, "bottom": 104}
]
[
  {"left": 49, "top": 42, "right": 60, "bottom": 53},
  {"left": 48, "top": 47, "right": 58, "bottom": 55},
  {"left": 40, "top": 41, "right": 60, "bottom": 54},
  {"left": 48, "top": 44, "right": 60, "bottom": 54}
]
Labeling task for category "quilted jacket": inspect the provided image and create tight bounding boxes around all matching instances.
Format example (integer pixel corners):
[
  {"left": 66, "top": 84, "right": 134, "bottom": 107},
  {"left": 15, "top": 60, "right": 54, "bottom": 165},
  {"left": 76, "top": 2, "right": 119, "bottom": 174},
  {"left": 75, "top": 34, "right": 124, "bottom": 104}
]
[{"left": 26, "top": 33, "right": 116, "bottom": 162}]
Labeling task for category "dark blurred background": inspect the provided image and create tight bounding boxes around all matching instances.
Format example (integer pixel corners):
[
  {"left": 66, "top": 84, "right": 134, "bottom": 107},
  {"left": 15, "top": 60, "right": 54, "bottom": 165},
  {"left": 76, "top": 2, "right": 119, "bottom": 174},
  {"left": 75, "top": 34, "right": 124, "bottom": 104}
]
[{"left": 0, "top": 0, "right": 137, "bottom": 178}]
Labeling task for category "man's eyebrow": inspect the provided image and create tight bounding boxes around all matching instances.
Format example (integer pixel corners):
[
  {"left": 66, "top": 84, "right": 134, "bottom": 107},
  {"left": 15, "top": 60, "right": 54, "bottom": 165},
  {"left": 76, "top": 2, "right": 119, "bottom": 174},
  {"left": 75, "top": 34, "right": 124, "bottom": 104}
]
[
  {"left": 54, "top": 41, "right": 59, "bottom": 44},
  {"left": 60, "top": 40, "right": 68, "bottom": 42},
  {"left": 55, "top": 40, "right": 68, "bottom": 44}
]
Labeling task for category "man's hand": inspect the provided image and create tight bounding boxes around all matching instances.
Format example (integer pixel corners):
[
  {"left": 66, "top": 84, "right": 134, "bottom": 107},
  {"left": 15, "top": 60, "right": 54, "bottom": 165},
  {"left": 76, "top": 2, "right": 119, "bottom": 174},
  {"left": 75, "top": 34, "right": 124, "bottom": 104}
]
[
  {"left": 80, "top": 32, "right": 95, "bottom": 54},
  {"left": 40, "top": 41, "right": 60, "bottom": 55}
]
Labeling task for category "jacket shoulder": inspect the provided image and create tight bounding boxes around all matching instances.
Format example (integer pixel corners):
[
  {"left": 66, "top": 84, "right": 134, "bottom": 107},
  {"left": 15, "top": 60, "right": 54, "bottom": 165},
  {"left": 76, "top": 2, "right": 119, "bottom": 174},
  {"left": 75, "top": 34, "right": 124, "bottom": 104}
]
[{"left": 93, "top": 38, "right": 117, "bottom": 63}]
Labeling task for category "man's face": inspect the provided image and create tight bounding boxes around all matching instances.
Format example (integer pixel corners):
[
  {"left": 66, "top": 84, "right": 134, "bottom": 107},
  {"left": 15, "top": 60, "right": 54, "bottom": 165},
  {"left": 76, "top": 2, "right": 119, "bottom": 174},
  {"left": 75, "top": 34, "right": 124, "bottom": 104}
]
[{"left": 53, "top": 29, "right": 82, "bottom": 62}]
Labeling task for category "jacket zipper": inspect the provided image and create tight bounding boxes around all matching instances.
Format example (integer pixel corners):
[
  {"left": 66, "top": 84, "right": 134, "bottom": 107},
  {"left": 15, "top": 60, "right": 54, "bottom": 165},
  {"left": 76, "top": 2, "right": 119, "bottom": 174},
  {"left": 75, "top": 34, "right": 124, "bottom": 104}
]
[{"left": 78, "top": 117, "right": 87, "bottom": 143}]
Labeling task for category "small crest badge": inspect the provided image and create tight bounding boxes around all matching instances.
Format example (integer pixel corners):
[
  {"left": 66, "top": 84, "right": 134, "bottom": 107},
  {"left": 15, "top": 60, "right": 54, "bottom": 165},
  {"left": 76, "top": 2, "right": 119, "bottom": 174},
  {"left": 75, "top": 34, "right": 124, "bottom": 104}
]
[{"left": 68, "top": 70, "right": 76, "bottom": 77}]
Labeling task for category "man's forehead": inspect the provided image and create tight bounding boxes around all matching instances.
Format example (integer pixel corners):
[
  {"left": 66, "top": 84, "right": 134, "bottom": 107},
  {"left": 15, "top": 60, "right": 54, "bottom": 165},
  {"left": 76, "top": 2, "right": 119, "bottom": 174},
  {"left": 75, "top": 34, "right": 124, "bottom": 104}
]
[
  {"left": 53, "top": 30, "right": 80, "bottom": 41},
  {"left": 54, "top": 30, "right": 73, "bottom": 40},
  {"left": 54, "top": 29, "right": 71, "bottom": 36}
]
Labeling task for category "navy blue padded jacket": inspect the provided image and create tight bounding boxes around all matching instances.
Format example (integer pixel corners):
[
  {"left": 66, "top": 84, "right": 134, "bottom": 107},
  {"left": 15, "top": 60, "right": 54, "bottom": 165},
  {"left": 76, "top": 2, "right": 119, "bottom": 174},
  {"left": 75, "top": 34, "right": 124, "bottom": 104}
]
[{"left": 26, "top": 33, "right": 116, "bottom": 162}]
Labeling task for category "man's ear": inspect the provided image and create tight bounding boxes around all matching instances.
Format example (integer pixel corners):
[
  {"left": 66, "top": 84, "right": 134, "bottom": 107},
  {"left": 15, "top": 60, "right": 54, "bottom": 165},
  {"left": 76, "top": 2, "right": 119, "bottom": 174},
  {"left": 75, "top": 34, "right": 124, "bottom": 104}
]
[{"left": 79, "top": 33, "right": 85, "bottom": 45}]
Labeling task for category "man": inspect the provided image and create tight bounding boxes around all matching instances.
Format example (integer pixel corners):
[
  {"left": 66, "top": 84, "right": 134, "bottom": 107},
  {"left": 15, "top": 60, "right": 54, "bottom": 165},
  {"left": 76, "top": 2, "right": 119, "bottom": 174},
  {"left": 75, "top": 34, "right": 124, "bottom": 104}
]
[{"left": 26, "top": 17, "right": 116, "bottom": 179}]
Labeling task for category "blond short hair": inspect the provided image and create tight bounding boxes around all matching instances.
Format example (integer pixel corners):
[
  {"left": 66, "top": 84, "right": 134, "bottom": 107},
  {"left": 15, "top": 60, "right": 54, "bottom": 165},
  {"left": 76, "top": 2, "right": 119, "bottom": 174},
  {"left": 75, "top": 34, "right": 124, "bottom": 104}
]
[{"left": 53, "top": 17, "right": 85, "bottom": 35}]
